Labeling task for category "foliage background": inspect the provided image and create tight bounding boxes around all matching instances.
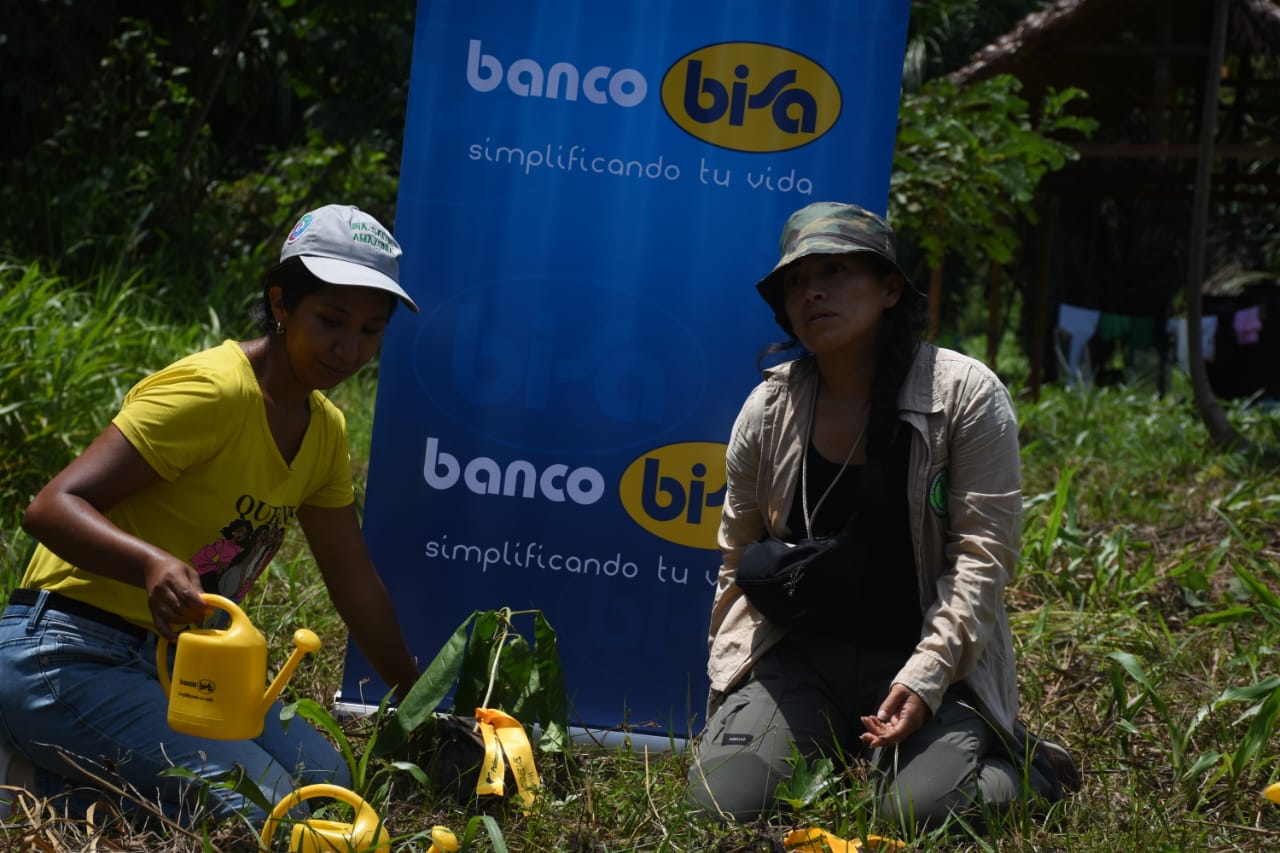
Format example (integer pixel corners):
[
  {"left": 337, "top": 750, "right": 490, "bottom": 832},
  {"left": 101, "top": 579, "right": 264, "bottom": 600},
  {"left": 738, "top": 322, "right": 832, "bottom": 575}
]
[{"left": 1, "top": 0, "right": 412, "bottom": 309}]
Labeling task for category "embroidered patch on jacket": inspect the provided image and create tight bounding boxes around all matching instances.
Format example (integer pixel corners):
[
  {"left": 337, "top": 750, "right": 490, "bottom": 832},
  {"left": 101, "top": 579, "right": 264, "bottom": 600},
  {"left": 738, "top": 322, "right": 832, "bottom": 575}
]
[
  {"left": 928, "top": 468, "right": 949, "bottom": 517},
  {"left": 721, "top": 733, "right": 754, "bottom": 746}
]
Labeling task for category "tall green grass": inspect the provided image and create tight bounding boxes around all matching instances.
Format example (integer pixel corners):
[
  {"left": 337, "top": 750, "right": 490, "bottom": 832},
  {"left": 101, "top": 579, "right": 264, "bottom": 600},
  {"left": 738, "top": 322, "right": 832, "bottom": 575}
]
[
  {"left": 4, "top": 271, "right": 1280, "bottom": 850},
  {"left": 0, "top": 263, "right": 229, "bottom": 578}
]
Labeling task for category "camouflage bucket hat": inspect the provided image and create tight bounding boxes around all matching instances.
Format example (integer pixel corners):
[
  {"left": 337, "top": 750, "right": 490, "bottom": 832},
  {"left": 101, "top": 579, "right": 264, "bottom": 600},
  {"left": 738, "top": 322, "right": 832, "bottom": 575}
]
[{"left": 755, "top": 201, "right": 915, "bottom": 332}]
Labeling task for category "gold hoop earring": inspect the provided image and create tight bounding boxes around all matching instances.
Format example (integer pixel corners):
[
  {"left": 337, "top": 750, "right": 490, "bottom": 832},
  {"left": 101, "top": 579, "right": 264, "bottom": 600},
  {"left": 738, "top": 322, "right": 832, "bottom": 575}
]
[{"left": 274, "top": 321, "right": 285, "bottom": 336}]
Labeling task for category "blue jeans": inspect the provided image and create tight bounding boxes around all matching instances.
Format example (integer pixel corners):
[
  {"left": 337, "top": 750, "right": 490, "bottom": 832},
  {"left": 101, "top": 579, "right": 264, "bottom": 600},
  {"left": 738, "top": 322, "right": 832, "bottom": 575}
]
[{"left": 0, "top": 592, "right": 350, "bottom": 825}]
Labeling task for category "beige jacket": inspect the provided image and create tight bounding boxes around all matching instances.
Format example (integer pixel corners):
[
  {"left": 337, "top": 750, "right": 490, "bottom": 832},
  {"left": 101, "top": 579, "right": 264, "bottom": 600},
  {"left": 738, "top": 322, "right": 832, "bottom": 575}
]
[{"left": 706, "top": 344, "right": 1022, "bottom": 738}]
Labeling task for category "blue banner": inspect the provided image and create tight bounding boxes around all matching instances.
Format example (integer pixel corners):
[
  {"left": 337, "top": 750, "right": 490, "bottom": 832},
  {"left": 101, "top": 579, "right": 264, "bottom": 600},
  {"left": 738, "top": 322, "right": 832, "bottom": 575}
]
[{"left": 342, "top": 0, "right": 909, "bottom": 738}]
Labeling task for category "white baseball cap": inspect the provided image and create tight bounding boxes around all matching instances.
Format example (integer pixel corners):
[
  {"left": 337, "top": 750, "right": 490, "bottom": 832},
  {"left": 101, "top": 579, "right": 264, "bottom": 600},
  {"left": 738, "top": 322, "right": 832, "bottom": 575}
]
[{"left": 279, "top": 204, "right": 419, "bottom": 313}]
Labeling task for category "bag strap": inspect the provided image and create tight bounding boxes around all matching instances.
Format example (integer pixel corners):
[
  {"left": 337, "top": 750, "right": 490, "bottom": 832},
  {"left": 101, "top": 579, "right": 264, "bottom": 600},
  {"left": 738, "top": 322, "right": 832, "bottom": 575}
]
[{"left": 801, "top": 390, "right": 868, "bottom": 539}]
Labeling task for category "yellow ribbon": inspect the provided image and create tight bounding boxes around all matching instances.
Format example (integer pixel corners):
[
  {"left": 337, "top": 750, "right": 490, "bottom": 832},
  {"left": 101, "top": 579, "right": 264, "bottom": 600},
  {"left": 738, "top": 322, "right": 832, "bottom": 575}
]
[
  {"left": 783, "top": 827, "right": 906, "bottom": 852},
  {"left": 473, "top": 707, "right": 541, "bottom": 810}
]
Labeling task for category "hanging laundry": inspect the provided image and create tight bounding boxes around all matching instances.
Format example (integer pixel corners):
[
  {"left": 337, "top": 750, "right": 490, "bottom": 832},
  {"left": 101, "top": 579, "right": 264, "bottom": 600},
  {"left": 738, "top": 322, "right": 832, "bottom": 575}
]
[
  {"left": 1203, "top": 314, "right": 1219, "bottom": 361},
  {"left": 1233, "top": 305, "right": 1263, "bottom": 345},
  {"left": 1129, "top": 317, "right": 1155, "bottom": 351},
  {"left": 1096, "top": 313, "right": 1132, "bottom": 342},
  {"left": 1165, "top": 315, "right": 1218, "bottom": 369},
  {"left": 1166, "top": 317, "right": 1188, "bottom": 371},
  {"left": 1057, "top": 303, "right": 1101, "bottom": 381}
]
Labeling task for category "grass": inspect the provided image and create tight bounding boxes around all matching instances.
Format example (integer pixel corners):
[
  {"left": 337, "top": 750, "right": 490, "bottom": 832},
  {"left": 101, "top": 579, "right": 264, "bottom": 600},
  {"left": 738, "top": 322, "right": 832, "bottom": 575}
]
[{"left": 3, "top": 265, "right": 1280, "bottom": 850}]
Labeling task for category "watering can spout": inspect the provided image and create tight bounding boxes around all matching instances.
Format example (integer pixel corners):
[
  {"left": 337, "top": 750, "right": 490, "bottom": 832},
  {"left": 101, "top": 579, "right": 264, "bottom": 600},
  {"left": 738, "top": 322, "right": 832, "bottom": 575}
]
[{"left": 263, "top": 628, "right": 324, "bottom": 709}]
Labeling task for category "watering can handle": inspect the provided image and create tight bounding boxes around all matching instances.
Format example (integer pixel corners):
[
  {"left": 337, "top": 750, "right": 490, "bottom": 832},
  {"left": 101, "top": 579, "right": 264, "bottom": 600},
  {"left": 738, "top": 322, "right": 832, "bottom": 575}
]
[
  {"left": 260, "top": 783, "right": 387, "bottom": 852},
  {"left": 154, "top": 593, "right": 238, "bottom": 696}
]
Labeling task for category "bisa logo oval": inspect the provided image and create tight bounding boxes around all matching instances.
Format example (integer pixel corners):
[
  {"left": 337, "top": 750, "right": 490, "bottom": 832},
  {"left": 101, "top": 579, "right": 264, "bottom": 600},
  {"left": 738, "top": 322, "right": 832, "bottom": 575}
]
[
  {"left": 661, "top": 42, "right": 841, "bottom": 153},
  {"left": 619, "top": 442, "right": 727, "bottom": 550}
]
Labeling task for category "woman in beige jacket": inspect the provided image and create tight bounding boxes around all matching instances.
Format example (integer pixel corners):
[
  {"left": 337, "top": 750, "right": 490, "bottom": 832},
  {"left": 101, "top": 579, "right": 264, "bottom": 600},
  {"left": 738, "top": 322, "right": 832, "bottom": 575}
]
[{"left": 686, "top": 202, "right": 1078, "bottom": 832}]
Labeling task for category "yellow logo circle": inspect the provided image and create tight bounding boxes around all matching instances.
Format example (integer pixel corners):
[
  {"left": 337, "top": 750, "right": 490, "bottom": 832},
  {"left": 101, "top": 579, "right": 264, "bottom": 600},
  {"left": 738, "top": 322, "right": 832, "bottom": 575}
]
[
  {"left": 661, "top": 42, "right": 842, "bottom": 153},
  {"left": 619, "top": 442, "right": 727, "bottom": 550}
]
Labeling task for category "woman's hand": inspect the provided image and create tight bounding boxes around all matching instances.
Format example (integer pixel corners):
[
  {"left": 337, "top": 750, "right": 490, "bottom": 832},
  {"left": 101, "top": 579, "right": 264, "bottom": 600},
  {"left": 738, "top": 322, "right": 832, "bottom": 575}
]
[
  {"left": 144, "top": 556, "right": 207, "bottom": 640},
  {"left": 859, "top": 682, "right": 929, "bottom": 748}
]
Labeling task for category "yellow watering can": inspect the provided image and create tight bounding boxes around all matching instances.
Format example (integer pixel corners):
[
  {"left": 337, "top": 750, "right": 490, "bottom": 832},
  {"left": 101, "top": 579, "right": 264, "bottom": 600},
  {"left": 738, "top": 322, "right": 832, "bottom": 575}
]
[
  {"left": 261, "top": 784, "right": 390, "bottom": 852},
  {"left": 157, "top": 593, "right": 321, "bottom": 740}
]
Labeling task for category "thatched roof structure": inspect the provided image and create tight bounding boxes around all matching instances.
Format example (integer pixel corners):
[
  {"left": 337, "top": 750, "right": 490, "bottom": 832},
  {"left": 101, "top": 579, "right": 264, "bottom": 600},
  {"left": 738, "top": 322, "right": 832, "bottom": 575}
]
[
  {"left": 947, "top": 0, "right": 1280, "bottom": 397},
  {"left": 953, "top": 0, "right": 1280, "bottom": 95},
  {"left": 949, "top": 0, "right": 1280, "bottom": 202}
]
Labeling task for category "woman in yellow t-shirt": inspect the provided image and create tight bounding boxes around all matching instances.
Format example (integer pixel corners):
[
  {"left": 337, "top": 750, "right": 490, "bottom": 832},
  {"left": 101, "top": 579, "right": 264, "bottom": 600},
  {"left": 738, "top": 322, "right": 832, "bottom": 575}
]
[{"left": 0, "top": 204, "right": 422, "bottom": 824}]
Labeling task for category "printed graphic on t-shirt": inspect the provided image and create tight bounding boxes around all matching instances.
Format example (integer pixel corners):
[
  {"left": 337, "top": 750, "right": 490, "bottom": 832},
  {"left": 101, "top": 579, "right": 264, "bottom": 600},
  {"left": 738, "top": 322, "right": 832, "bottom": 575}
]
[{"left": 192, "top": 517, "right": 284, "bottom": 602}]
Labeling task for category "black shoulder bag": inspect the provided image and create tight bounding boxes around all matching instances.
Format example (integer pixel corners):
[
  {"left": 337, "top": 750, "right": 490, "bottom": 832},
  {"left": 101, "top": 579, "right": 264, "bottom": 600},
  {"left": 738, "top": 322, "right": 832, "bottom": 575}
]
[
  {"left": 735, "top": 403, "right": 874, "bottom": 629},
  {"left": 735, "top": 518, "right": 865, "bottom": 628}
]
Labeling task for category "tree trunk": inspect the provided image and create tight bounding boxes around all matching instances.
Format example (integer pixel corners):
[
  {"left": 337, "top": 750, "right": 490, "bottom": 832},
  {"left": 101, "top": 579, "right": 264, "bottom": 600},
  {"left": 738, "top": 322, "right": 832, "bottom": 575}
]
[
  {"left": 164, "top": 0, "right": 265, "bottom": 206},
  {"left": 1029, "top": 196, "right": 1056, "bottom": 401},
  {"left": 986, "top": 263, "right": 1004, "bottom": 368},
  {"left": 1185, "top": 0, "right": 1247, "bottom": 449}
]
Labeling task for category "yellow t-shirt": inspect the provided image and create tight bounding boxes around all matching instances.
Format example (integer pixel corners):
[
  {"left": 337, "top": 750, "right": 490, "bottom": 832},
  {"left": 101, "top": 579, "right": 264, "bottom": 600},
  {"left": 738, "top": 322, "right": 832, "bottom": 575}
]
[{"left": 22, "top": 340, "right": 355, "bottom": 630}]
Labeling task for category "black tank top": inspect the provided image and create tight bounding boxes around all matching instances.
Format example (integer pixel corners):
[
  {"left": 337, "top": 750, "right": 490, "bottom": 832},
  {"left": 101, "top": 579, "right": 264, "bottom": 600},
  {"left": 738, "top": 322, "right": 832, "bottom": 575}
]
[{"left": 784, "top": 424, "right": 923, "bottom": 653}]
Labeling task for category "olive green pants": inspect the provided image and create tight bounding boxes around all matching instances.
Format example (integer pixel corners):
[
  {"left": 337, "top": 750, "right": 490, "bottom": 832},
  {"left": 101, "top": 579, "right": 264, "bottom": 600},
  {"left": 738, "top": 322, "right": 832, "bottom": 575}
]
[{"left": 686, "top": 632, "right": 1053, "bottom": 831}]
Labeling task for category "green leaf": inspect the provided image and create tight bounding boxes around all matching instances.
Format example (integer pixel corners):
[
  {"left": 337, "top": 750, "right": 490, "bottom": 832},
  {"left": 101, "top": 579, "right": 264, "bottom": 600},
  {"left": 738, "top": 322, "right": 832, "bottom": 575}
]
[
  {"left": 1233, "top": 563, "right": 1280, "bottom": 624},
  {"left": 534, "top": 610, "right": 569, "bottom": 753},
  {"left": 388, "top": 760, "right": 431, "bottom": 789},
  {"left": 355, "top": 692, "right": 396, "bottom": 793},
  {"left": 1216, "top": 676, "right": 1280, "bottom": 703},
  {"left": 1183, "top": 751, "right": 1224, "bottom": 780},
  {"left": 775, "top": 753, "right": 835, "bottom": 809},
  {"left": 460, "top": 814, "right": 509, "bottom": 853},
  {"left": 288, "top": 698, "right": 357, "bottom": 783},
  {"left": 1187, "top": 605, "right": 1256, "bottom": 626},
  {"left": 1231, "top": 684, "right": 1280, "bottom": 777},
  {"left": 160, "top": 762, "right": 273, "bottom": 814},
  {"left": 376, "top": 613, "right": 474, "bottom": 755},
  {"left": 496, "top": 633, "right": 535, "bottom": 715},
  {"left": 1108, "top": 650, "right": 1168, "bottom": 720}
]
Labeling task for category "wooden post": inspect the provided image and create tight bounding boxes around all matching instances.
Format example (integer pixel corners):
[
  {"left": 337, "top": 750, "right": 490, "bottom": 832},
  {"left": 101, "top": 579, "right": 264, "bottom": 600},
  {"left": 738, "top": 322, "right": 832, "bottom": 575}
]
[
  {"left": 1029, "top": 196, "right": 1056, "bottom": 401},
  {"left": 1186, "top": 0, "right": 1245, "bottom": 449}
]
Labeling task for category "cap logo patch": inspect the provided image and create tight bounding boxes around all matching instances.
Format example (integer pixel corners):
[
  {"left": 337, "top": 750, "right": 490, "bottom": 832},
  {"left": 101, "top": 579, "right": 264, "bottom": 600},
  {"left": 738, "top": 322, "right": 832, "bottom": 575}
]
[{"left": 286, "top": 213, "right": 314, "bottom": 243}]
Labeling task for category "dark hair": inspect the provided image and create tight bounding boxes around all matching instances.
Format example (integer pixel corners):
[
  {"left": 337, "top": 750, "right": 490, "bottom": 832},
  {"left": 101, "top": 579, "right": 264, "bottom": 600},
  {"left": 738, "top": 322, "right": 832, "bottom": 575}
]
[
  {"left": 756, "top": 264, "right": 926, "bottom": 459},
  {"left": 220, "top": 518, "right": 252, "bottom": 539},
  {"left": 865, "top": 275, "right": 925, "bottom": 458},
  {"left": 251, "top": 257, "right": 326, "bottom": 334},
  {"left": 251, "top": 256, "right": 398, "bottom": 333}
]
